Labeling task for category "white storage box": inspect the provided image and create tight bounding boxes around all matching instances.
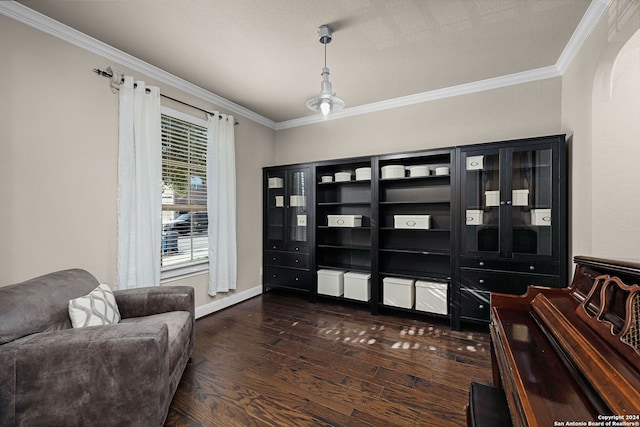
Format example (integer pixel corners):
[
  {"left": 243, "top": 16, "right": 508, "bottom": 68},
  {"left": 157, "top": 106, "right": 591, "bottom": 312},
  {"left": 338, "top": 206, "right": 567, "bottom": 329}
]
[
  {"left": 296, "top": 214, "right": 307, "bottom": 226},
  {"left": 383, "top": 277, "right": 415, "bottom": 309},
  {"left": 275, "top": 196, "right": 284, "bottom": 207},
  {"left": 335, "top": 172, "right": 351, "bottom": 182},
  {"left": 466, "top": 155, "right": 484, "bottom": 170},
  {"left": 381, "top": 165, "right": 405, "bottom": 179},
  {"left": 394, "top": 215, "right": 431, "bottom": 229},
  {"left": 466, "top": 209, "right": 484, "bottom": 225},
  {"left": 512, "top": 189, "right": 529, "bottom": 206},
  {"left": 321, "top": 175, "right": 333, "bottom": 183},
  {"left": 317, "top": 269, "right": 346, "bottom": 296},
  {"left": 328, "top": 215, "right": 362, "bottom": 227},
  {"left": 355, "top": 167, "right": 371, "bottom": 181},
  {"left": 434, "top": 167, "right": 450, "bottom": 176},
  {"left": 531, "top": 209, "right": 551, "bottom": 226},
  {"left": 485, "top": 191, "right": 500, "bottom": 207},
  {"left": 344, "top": 272, "right": 371, "bottom": 301},
  {"left": 268, "top": 177, "right": 283, "bottom": 188},
  {"left": 415, "top": 281, "right": 448, "bottom": 315},
  {"left": 408, "top": 165, "right": 429, "bottom": 177},
  {"left": 290, "top": 195, "right": 306, "bottom": 207}
]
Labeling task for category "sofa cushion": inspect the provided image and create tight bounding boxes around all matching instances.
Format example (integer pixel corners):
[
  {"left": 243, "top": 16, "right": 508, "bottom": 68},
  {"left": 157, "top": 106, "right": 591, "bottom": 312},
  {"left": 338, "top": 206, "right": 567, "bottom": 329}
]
[
  {"left": 69, "top": 283, "right": 121, "bottom": 328},
  {"left": 120, "top": 311, "right": 191, "bottom": 371},
  {"left": 0, "top": 269, "right": 99, "bottom": 344}
]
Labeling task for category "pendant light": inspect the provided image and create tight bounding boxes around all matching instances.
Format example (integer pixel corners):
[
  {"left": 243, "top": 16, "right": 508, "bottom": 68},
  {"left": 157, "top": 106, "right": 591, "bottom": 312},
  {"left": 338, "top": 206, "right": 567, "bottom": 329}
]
[{"left": 306, "top": 25, "right": 345, "bottom": 118}]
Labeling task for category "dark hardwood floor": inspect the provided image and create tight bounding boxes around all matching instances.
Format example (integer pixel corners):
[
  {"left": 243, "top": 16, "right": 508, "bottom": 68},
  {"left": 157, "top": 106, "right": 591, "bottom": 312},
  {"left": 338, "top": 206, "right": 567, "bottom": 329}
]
[{"left": 165, "top": 291, "right": 492, "bottom": 426}]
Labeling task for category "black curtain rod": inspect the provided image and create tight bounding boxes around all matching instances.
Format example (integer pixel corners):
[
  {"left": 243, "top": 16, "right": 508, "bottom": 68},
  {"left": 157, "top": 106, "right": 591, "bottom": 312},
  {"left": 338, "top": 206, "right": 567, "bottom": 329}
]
[{"left": 93, "top": 68, "right": 238, "bottom": 125}]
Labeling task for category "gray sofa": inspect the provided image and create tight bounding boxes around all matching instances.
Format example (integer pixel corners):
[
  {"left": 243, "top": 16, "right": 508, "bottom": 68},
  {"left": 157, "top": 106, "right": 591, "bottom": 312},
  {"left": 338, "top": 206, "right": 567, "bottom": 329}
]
[{"left": 0, "top": 269, "right": 194, "bottom": 426}]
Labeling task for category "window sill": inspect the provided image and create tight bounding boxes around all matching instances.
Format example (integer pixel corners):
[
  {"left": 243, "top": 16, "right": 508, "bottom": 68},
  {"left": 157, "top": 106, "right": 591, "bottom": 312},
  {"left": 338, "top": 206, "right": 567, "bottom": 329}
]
[{"left": 161, "top": 261, "right": 208, "bottom": 283}]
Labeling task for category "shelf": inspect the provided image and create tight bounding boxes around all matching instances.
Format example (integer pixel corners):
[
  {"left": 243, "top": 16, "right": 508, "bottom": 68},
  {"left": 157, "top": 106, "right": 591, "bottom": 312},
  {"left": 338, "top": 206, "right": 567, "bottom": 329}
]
[
  {"left": 379, "top": 227, "right": 450, "bottom": 232},
  {"left": 317, "top": 263, "right": 371, "bottom": 272},
  {"left": 379, "top": 248, "right": 449, "bottom": 256},
  {"left": 379, "top": 175, "right": 450, "bottom": 182},
  {"left": 318, "top": 244, "right": 371, "bottom": 251},
  {"left": 317, "top": 226, "right": 371, "bottom": 230},
  {"left": 317, "top": 202, "right": 371, "bottom": 206},
  {"left": 379, "top": 270, "right": 451, "bottom": 282},
  {"left": 318, "top": 180, "right": 370, "bottom": 185},
  {"left": 379, "top": 201, "right": 450, "bottom": 205}
]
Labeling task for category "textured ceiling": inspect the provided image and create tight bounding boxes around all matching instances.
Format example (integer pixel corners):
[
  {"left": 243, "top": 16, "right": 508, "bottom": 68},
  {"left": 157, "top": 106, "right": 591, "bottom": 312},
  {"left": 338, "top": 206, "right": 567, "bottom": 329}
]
[{"left": 17, "top": 0, "right": 592, "bottom": 123}]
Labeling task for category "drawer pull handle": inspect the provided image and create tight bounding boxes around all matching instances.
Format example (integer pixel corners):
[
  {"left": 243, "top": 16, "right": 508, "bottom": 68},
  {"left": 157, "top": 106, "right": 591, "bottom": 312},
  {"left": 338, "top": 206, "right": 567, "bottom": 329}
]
[
  {"left": 529, "top": 265, "right": 535, "bottom": 271},
  {"left": 272, "top": 245, "right": 277, "bottom": 249},
  {"left": 272, "top": 274, "right": 277, "bottom": 278},
  {"left": 478, "top": 279, "right": 485, "bottom": 284},
  {"left": 295, "top": 259, "right": 299, "bottom": 263},
  {"left": 479, "top": 262, "right": 484, "bottom": 266},
  {"left": 479, "top": 304, "right": 485, "bottom": 309},
  {"left": 295, "top": 247, "right": 300, "bottom": 251},
  {"left": 295, "top": 277, "right": 299, "bottom": 281},
  {"left": 272, "top": 257, "right": 277, "bottom": 261}
]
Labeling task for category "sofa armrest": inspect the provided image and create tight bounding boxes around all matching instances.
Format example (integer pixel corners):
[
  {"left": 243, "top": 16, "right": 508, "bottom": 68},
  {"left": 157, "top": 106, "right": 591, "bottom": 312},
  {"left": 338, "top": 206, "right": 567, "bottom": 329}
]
[
  {"left": 114, "top": 286, "right": 194, "bottom": 320},
  {"left": 0, "top": 323, "right": 170, "bottom": 426}
]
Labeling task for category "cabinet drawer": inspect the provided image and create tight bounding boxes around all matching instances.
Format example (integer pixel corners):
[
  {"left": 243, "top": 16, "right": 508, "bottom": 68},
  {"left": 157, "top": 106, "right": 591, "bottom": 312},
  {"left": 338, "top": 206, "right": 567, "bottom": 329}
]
[
  {"left": 264, "top": 266, "right": 311, "bottom": 291},
  {"left": 460, "top": 257, "right": 559, "bottom": 275},
  {"left": 265, "top": 241, "right": 309, "bottom": 253},
  {"left": 460, "top": 289, "right": 491, "bottom": 322},
  {"left": 460, "top": 269, "right": 559, "bottom": 294},
  {"left": 264, "top": 251, "right": 309, "bottom": 269},
  {"left": 287, "top": 243, "right": 309, "bottom": 254}
]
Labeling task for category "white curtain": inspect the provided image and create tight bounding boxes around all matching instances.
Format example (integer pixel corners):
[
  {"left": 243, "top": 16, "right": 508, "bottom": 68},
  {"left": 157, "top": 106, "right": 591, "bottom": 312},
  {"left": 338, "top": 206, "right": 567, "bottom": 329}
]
[
  {"left": 207, "top": 112, "right": 237, "bottom": 296},
  {"left": 116, "top": 76, "right": 162, "bottom": 289}
]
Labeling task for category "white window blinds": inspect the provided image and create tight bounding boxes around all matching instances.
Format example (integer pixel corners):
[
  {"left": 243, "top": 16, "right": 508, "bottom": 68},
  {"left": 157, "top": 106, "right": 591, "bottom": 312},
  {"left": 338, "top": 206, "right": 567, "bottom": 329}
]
[{"left": 161, "top": 112, "right": 209, "bottom": 270}]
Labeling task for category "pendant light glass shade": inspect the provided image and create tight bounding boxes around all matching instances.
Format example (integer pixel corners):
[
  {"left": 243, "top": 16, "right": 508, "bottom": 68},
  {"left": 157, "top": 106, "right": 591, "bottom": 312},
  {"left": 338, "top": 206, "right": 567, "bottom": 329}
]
[
  {"left": 306, "top": 67, "right": 345, "bottom": 117},
  {"left": 306, "top": 25, "right": 345, "bottom": 118}
]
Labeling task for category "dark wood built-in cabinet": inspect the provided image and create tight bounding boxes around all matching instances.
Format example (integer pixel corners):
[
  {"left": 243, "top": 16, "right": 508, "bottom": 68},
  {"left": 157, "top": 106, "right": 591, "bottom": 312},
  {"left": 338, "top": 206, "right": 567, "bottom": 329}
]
[
  {"left": 453, "top": 135, "right": 566, "bottom": 329},
  {"left": 262, "top": 165, "right": 314, "bottom": 295},
  {"left": 263, "top": 134, "right": 567, "bottom": 329}
]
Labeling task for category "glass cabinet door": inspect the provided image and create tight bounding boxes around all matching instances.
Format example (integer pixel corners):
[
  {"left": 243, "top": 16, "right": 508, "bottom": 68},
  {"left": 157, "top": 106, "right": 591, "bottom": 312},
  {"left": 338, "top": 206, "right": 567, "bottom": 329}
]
[
  {"left": 266, "top": 171, "right": 285, "bottom": 243},
  {"left": 461, "top": 150, "right": 501, "bottom": 255},
  {"left": 287, "top": 169, "right": 308, "bottom": 243},
  {"left": 510, "top": 146, "right": 553, "bottom": 256}
]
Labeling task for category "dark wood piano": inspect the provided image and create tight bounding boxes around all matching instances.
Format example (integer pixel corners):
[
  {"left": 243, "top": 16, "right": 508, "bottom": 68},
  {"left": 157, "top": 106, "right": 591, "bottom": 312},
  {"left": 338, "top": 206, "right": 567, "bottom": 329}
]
[{"left": 478, "top": 256, "right": 640, "bottom": 427}]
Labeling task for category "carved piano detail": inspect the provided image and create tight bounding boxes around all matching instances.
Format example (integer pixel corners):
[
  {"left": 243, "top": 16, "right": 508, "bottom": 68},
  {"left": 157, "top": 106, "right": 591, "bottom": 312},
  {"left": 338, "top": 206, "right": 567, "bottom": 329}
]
[{"left": 485, "top": 256, "right": 640, "bottom": 427}]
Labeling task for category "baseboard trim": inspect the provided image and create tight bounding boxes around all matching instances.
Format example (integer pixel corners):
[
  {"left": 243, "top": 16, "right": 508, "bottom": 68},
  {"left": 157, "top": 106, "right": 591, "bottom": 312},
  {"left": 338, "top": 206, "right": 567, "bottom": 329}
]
[{"left": 194, "top": 285, "right": 262, "bottom": 319}]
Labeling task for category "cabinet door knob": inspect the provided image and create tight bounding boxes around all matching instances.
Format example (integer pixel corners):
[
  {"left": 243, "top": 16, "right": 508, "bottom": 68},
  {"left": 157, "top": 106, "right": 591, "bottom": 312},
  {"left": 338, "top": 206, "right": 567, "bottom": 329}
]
[
  {"left": 272, "top": 245, "right": 277, "bottom": 249},
  {"left": 500, "top": 201, "right": 506, "bottom": 205},
  {"left": 272, "top": 257, "right": 277, "bottom": 261},
  {"left": 294, "top": 247, "right": 300, "bottom": 251},
  {"left": 479, "top": 279, "right": 485, "bottom": 284},
  {"left": 295, "top": 259, "right": 299, "bottom": 263},
  {"left": 272, "top": 274, "right": 277, "bottom": 278},
  {"left": 479, "top": 304, "right": 485, "bottom": 309},
  {"left": 295, "top": 277, "right": 299, "bottom": 281},
  {"left": 529, "top": 265, "right": 535, "bottom": 271},
  {"left": 506, "top": 201, "right": 512, "bottom": 205},
  {"left": 478, "top": 261, "right": 485, "bottom": 267}
]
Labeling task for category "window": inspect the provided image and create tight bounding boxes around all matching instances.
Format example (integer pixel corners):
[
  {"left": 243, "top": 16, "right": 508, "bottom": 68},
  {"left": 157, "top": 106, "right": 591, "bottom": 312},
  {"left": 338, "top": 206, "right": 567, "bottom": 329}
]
[{"left": 161, "top": 108, "right": 209, "bottom": 275}]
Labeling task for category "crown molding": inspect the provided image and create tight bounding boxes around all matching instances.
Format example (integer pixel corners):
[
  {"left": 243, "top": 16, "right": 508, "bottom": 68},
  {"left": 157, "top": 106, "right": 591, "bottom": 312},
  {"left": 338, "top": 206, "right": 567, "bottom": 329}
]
[
  {"left": 1, "top": 0, "right": 612, "bottom": 131},
  {"left": 556, "top": 0, "right": 612, "bottom": 73},
  {"left": 0, "top": 1, "right": 277, "bottom": 130},
  {"left": 276, "top": 65, "right": 561, "bottom": 130}
]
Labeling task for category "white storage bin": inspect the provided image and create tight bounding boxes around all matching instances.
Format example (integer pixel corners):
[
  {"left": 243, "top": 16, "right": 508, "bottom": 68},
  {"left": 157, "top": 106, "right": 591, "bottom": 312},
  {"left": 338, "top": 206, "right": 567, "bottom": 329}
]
[
  {"left": 355, "top": 167, "right": 371, "bottom": 181},
  {"left": 531, "top": 209, "right": 551, "bottom": 226},
  {"left": 415, "top": 281, "right": 448, "bottom": 315},
  {"left": 383, "top": 277, "right": 415, "bottom": 309},
  {"left": 317, "top": 269, "right": 346, "bottom": 296},
  {"left": 321, "top": 175, "right": 333, "bottom": 183},
  {"left": 466, "top": 155, "right": 484, "bottom": 170},
  {"left": 394, "top": 215, "right": 431, "bottom": 229},
  {"left": 434, "top": 167, "right": 450, "bottom": 176},
  {"left": 275, "top": 196, "right": 284, "bottom": 207},
  {"left": 381, "top": 165, "right": 405, "bottom": 179},
  {"left": 512, "top": 189, "right": 529, "bottom": 206},
  {"left": 344, "top": 272, "right": 371, "bottom": 301},
  {"left": 327, "top": 215, "right": 362, "bottom": 227},
  {"left": 335, "top": 172, "right": 351, "bottom": 182},
  {"left": 290, "top": 195, "right": 306, "bottom": 207},
  {"left": 466, "top": 209, "right": 484, "bottom": 225},
  {"left": 268, "top": 177, "right": 283, "bottom": 188},
  {"left": 485, "top": 191, "right": 500, "bottom": 207},
  {"left": 408, "top": 165, "right": 429, "bottom": 177}
]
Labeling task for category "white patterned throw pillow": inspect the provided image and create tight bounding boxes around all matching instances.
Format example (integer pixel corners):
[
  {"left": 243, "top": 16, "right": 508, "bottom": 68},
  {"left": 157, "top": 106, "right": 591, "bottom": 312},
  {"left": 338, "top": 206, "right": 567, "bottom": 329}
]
[{"left": 68, "top": 283, "right": 121, "bottom": 328}]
